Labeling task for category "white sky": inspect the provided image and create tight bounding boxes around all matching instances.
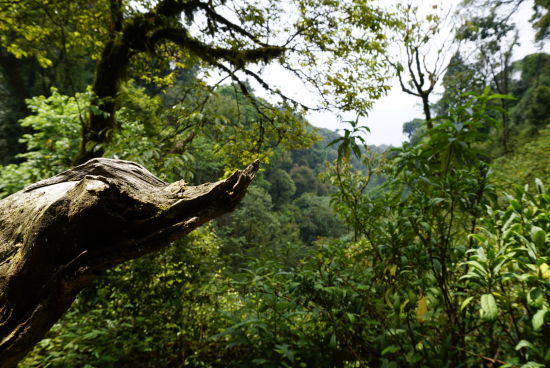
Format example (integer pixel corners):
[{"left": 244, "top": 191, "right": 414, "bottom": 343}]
[{"left": 254, "top": 0, "right": 549, "bottom": 147}]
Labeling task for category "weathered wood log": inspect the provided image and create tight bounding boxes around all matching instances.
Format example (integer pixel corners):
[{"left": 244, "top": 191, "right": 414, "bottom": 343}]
[{"left": 0, "top": 158, "right": 259, "bottom": 368}]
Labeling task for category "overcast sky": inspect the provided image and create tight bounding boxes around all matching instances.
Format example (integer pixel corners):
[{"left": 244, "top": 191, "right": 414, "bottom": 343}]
[{"left": 255, "top": 0, "right": 549, "bottom": 147}]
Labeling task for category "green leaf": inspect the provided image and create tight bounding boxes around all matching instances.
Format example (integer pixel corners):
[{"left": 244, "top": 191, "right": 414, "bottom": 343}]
[
  {"left": 530, "top": 226, "right": 546, "bottom": 248},
  {"left": 515, "top": 340, "right": 533, "bottom": 351},
  {"left": 352, "top": 143, "right": 362, "bottom": 159},
  {"left": 527, "top": 288, "right": 544, "bottom": 308},
  {"left": 532, "top": 309, "right": 548, "bottom": 331},
  {"left": 510, "top": 199, "right": 521, "bottom": 211},
  {"left": 327, "top": 137, "right": 344, "bottom": 147},
  {"left": 420, "top": 222, "right": 431, "bottom": 232},
  {"left": 520, "top": 362, "right": 544, "bottom": 368},
  {"left": 465, "top": 260, "right": 488, "bottom": 276},
  {"left": 381, "top": 345, "right": 401, "bottom": 356},
  {"left": 329, "top": 333, "right": 337, "bottom": 348},
  {"left": 480, "top": 294, "right": 498, "bottom": 321},
  {"left": 487, "top": 93, "right": 515, "bottom": 101},
  {"left": 534, "top": 178, "right": 544, "bottom": 194},
  {"left": 460, "top": 296, "right": 474, "bottom": 311},
  {"left": 429, "top": 197, "right": 446, "bottom": 206},
  {"left": 275, "top": 344, "right": 295, "bottom": 362}
]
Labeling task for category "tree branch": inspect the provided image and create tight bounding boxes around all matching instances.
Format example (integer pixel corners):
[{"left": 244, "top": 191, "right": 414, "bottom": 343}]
[
  {"left": 150, "top": 26, "right": 285, "bottom": 67},
  {"left": 0, "top": 158, "right": 259, "bottom": 368}
]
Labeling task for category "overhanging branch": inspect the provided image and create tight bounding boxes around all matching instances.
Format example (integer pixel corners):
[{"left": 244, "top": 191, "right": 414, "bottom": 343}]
[
  {"left": 150, "top": 27, "right": 285, "bottom": 67},
  {"left": 0, "top": 158, "right": 259, "bottom": 368}
]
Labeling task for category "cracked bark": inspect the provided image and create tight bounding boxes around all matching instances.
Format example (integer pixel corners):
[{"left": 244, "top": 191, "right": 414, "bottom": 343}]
[{"left": 0, "top": 158, "right": 259, "bottom": 368}]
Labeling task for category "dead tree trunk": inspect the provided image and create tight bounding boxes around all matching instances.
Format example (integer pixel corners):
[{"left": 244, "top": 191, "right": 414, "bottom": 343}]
[{"left": 0, "top": 158, "right": 259, "bottom": 368}]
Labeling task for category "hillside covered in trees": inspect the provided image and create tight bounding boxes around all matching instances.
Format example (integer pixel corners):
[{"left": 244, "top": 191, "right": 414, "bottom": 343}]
[{"left": 0, "top": 0, "right": 549, "bottom": 367}]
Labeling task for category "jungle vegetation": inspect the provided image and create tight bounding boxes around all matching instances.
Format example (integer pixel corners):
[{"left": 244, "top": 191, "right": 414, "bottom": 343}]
[{"left": 0, "top": 0, "right": 548, "bottom": 367}]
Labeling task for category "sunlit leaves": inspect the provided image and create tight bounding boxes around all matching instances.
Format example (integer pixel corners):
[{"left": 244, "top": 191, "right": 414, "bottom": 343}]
[
  {"left": 532, "top": 309, "right": 549, "bottom": 331},
  {"left": 0, "top": 88, "right": 92, "bottom": 196},
  {"left": 479, "top": 293, "right": 498, "bottom": 320},
  {"left": 287, "top": 0, "right": 399, "bottom": 114},
  {"left": 0, "top": 0, "right": 109, "bottom": 65}
]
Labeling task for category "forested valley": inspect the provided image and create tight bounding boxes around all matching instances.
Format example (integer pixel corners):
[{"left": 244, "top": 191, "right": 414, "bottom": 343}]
[{"left": 0, "top": 0, "right": 549, "bottom": 367}]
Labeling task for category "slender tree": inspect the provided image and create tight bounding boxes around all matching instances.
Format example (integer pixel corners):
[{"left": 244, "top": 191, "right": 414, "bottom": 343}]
[{"left": 389, "top": 2, "right": 457, "bottom": 128}]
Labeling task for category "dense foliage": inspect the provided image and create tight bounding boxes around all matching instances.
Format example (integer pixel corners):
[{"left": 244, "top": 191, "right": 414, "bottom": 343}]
[{"left": 0, "top": 0, "right": 548, "bottom": 367}]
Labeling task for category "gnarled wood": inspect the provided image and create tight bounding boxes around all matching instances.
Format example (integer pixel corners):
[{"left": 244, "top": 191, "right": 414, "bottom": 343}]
[{"left": 0, "top": 158, "right": 259, "bottom": 368}]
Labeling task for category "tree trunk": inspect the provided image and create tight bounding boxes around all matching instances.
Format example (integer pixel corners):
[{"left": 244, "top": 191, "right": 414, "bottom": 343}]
[
  {"left": 421, "top": 94, "right": 433, "bottom": 129},
  {"left": 0, "top": 48, "right": 32, "bottom": 163},
  {"left": 0, "top": 158, "right": 259, "bottom": 368},
  {"left": 74, "top": 39, "right": 131, "bottom": 165}
]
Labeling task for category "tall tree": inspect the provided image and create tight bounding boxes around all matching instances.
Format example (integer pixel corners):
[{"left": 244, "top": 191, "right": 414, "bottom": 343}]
[
  {"left": 389, "top": 2, "right": 456, "bottom": 128},
  {"left": 456, "top": 9, "right": 519, "bottom": 152},
  {"left": 433, "top": 52, "right": 485, "bottom": 116},
  {"left": 0, "top": 0, "right": 399, "bottom": 164}
]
